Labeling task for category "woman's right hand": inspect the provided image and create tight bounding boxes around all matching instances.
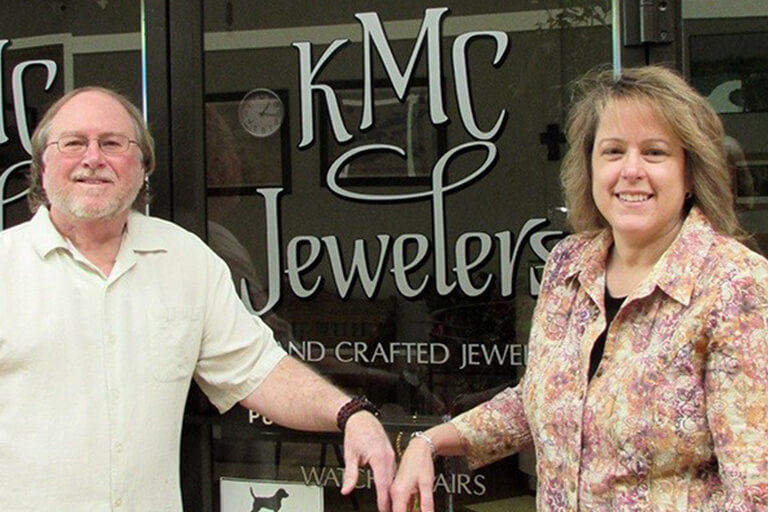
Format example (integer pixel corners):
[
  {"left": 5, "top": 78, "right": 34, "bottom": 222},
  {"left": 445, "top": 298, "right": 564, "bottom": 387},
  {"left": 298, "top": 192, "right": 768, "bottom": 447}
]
[{"left": 390, "top": 434, "right": 436, "bottom": 512}]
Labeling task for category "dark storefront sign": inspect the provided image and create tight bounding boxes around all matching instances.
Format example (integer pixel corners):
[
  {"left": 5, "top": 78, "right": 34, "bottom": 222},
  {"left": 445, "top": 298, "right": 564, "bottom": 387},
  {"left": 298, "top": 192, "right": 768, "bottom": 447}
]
[
  {"left": 0, "top": 40, "right": 63, "bottom": 228},
  {"left": 202, "top": 4, "right": 594, "bottom": 511}
]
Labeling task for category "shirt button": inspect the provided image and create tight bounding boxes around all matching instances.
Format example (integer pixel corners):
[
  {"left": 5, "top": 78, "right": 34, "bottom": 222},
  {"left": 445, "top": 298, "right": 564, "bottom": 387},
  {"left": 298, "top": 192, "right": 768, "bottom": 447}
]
[
  {"left": 115, "top": 443, "right": 123, "bottom": 454},
  {"left": 107, "top": 334, "right": 116, "bottom": 345},
  {"left": 115, "top": 497, "right": 123, "bottom": 507},
  {"left": 570, "top": 482, "right": 577, "bottom": 493}
]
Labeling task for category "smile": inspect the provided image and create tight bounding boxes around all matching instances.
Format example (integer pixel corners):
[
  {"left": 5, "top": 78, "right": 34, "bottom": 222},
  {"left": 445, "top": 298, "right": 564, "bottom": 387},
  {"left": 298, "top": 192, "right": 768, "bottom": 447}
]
[
  {"left": 616, "top": 193, "right": 651, "bottom": 203},
  {"left": 74, "top": 176, "right": 113, "bottom": 184}
]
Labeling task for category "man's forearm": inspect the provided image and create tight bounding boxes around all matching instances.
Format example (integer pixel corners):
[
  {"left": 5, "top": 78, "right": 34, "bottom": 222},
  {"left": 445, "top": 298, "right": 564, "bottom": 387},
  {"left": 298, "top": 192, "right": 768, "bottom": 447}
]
[{"left": 239, "top": 355, "right": 349, "bottom": 431}]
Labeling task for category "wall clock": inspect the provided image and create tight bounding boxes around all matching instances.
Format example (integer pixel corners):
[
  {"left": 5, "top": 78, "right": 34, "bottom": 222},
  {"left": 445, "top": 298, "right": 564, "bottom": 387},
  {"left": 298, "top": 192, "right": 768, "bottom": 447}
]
[{"left": 238, "top": 88, "right": 285, "bottom": 137}]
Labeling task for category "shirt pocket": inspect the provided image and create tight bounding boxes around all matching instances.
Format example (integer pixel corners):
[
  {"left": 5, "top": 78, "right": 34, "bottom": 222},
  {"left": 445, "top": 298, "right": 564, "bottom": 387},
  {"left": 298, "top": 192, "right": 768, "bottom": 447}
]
[{"left": 149, "top": 305, "right": 203, "bottom": 382}]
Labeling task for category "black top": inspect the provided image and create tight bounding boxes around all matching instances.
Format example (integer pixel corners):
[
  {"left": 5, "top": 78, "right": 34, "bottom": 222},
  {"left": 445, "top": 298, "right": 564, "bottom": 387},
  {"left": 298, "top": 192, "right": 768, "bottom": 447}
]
[{"left": 588, "top": 289, "right": 626, "bottom": 381}]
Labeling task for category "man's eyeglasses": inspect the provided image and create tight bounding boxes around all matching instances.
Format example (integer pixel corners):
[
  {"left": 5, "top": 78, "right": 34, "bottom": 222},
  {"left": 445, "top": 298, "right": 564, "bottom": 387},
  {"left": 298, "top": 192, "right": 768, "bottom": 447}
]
[{"left": 47, "top": 135, "right": 138, "bottom": 156}]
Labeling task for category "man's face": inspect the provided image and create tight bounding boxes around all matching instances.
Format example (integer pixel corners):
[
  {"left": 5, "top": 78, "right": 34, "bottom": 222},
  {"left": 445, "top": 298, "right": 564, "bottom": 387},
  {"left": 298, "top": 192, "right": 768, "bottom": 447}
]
[{"left": 41, "top": 90, "right": 145, "bottom": 222}]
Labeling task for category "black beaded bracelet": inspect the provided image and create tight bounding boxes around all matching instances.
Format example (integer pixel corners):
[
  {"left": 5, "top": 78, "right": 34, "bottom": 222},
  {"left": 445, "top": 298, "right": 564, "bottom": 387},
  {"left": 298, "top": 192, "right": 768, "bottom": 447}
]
[{"left": 336, "top": 395, "right": 380, "bottom": 431}]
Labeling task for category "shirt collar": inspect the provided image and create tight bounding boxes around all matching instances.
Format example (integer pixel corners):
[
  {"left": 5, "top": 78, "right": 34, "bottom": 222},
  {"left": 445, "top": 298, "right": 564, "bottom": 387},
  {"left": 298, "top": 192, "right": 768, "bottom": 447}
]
[
  {"left": 567, "top": 229, "right": 612, "bottom": 307},
  {"left": 564, "top": 207, "right": 716, "bottom": 306},
  {"left": 121, "top": 210, "right": 168, "bottom": 253},
  {"left": 643, "top": 207, "right": 715, "bottom": 305},
  {"left": 29, "top": 206, "right": 167, "bottom": 259},
  {"left": 29, "top": 207, "right": 69, "bottom": 258}
]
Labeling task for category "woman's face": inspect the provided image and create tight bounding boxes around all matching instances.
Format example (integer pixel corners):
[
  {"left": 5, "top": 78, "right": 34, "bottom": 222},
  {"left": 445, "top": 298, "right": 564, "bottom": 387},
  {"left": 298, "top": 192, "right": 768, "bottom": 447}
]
[{"left": 591, "top": 99, "right": 690, "bottom": 248}]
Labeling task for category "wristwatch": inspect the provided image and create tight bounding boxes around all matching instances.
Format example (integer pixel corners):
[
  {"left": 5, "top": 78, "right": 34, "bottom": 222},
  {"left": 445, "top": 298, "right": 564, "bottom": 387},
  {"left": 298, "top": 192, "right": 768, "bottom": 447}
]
[{"left": 336, "top": 395, "right": 380, "bottom": 431}]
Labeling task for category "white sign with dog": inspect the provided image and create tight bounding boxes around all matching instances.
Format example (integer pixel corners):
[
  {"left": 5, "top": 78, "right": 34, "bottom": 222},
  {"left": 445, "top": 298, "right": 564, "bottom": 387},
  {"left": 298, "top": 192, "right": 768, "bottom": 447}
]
[{"left": 220, "top": 477, "right": 323, "bottom": 512}]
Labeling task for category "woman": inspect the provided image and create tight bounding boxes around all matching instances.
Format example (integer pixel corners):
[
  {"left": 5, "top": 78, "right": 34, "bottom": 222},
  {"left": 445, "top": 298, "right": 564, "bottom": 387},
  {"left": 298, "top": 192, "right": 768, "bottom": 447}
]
[{"left": 390, "top": 66, "right": 768, "bottom": 511}]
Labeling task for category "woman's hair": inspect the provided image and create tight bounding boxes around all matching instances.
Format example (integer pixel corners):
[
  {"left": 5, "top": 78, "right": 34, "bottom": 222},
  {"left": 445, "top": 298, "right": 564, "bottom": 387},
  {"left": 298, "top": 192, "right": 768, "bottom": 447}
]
[
  {"left": 561, "top": 65, "right": 743, "bottom": 237},
  {"left": 27, "top": 86, "right": 156, "bottom": 212}
]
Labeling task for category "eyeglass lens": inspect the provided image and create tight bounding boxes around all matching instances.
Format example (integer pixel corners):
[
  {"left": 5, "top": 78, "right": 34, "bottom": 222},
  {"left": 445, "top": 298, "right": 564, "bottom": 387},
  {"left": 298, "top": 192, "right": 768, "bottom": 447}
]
[{"left": 54, "top": 135, "right": 133, "bottom": 154}]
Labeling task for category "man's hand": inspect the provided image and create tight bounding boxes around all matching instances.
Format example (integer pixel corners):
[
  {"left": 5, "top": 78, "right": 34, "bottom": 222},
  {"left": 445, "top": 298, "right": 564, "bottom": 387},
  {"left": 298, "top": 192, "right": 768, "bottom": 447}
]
[{"left": 340, "top": 411, "right": 396, "bottom": 512}]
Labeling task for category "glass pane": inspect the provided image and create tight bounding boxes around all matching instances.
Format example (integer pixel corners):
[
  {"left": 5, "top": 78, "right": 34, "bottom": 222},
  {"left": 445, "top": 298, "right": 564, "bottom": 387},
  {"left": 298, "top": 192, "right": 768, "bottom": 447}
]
[
  {"left": 203, "top": 1, "right": 612, "bottom": 510},
  {"left": 0, "top": 1, "right": 143, "bottom": 230},
  {"left": 682, "top": 1, "right": 768, "bottom": 253}
]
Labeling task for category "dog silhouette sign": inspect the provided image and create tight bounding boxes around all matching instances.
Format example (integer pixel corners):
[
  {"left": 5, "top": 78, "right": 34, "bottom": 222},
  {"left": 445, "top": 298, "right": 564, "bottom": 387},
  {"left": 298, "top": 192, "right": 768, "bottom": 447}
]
[
  {"left": 220, "top": 478, "right": 323, "bottom": 512},
  {"left": 249, "top": 486, "right": 289, "bottom": 512}
]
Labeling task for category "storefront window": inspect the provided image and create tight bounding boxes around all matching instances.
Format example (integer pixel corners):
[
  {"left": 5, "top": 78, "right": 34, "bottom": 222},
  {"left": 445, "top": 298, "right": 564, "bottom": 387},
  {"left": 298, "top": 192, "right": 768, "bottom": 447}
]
[
  {"left": 203, "top": 2, "right": 612, "bottom": 510},
  {"left": 682, "top": 1, "right": 768, "bottom": 253}
]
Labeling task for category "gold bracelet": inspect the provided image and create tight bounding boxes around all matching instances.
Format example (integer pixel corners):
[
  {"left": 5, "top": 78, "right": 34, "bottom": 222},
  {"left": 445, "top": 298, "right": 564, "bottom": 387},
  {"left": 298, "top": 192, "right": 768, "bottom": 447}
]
[
  {"left": 395, "top": 431, "right": 405, "bottom": 458},
  {"left": 410, "top": 431, "right": 437, "bottom": 459}
]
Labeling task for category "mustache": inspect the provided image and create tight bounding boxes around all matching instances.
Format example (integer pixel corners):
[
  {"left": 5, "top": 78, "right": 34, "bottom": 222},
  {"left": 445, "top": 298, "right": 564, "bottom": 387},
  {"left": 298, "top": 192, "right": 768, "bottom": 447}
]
[{"left": 70, "top": 169, "right": 116, "bottom": 182}]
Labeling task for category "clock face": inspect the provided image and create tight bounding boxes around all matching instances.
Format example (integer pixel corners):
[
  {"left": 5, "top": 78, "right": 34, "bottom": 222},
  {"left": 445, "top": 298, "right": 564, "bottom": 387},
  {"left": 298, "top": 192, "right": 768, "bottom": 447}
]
[{"left": 238, "top": 88, "right": 284, "bottom": 137}]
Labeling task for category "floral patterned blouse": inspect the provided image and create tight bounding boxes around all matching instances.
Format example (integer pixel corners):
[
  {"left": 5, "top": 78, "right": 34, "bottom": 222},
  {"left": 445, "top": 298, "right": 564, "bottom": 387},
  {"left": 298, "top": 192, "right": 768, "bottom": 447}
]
[{"left": 452, "top": 208, "right": 768, "bottom": 511}]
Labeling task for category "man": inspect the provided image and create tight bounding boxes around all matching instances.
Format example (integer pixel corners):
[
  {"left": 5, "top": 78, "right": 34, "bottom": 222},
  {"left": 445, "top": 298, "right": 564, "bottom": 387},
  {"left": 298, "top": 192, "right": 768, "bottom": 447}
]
[{"left": 0, "top": 87, "right": 394, "bottom": 510}]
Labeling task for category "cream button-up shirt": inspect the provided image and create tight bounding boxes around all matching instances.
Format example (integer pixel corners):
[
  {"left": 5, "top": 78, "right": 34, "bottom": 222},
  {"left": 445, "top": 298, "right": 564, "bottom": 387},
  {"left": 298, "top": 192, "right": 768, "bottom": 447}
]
[{"left": 0, "top": 207, "right": 286, "bottom": 511}]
